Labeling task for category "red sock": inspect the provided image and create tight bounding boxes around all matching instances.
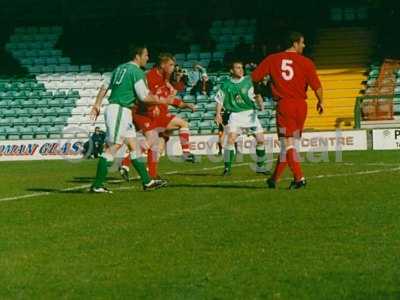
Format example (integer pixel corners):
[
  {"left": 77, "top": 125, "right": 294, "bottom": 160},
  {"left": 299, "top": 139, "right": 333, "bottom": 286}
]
[
  {"left": 121, "top": 154, "right": 131, "bottom": 167},
  {"left": 286, "top": 148, "right": 304, "bottom": 182},
  {"left": 272, "top": 156, "right": 287, "bottom": 182},
  {"left": 147, "top": 149, "right": 158, "bottom": 178},
  {"left": 179, "top": 129, "right": 190, "bottom": 153}
]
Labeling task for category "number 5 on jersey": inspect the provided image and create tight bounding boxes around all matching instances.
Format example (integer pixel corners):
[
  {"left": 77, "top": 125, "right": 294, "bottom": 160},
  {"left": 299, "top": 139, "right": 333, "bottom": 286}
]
[{"left": 281, "top": 59, "right": 294, "bottom": 81}]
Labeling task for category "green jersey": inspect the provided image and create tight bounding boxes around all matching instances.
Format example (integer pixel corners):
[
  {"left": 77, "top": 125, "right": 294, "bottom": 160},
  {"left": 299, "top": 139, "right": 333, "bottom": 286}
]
[
  {"left": 215, "top": 75, "right": 256, "bottom": 113},
  {"left": 107, "top": 62, "right": 148, "bottom": 108}
]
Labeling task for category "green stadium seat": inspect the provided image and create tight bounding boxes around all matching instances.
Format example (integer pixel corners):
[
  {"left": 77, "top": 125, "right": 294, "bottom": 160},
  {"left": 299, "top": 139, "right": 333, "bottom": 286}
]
[
  {"left": 7, "top": 127, "right": 19, "bottom": 139},
  {"left": 53, "top": 116, "right": 66, "bottom": 125},
  {"left": 63, "top": 98, "right": 76, "bottom": 107},
  {"left": 202, "top": 111, "right": 215, "bottom": 120},
  {"left": 204, "top": 103, "right": 216, "bottom": 111},
  {"left": 36, "top": 99, "right": 48, "bottom": 107},
  {"left": 0, "top": 118, "right": 9, "bottom": 126},
  {"left": 38, "top": 116, "right": 53, "bottom": 125},
  {"left": 48, "top": 99, "right": 61, "bottom": 107},
  {"left": 20, "top": 127, "right": 34, "bottom": 139},
  {"left": 194, "top": 103, "right": 206, "bottom": 112},
  {"left": 29, "top": 108, "right": 43, "bottom": 116},
  {"left": 16, "top": 108, "right": 30, "bottom": 117},
  {"left": 183, "top": 95, "right": 196, "bottom": 103},
  {"left": 40, "top": 91, "right": 53, "bottom": 99},
  {"left": 0, "top": 100, "right": 9, "bottom": 109},
  {"left": 0, "top": 127, "right": 6, "bottom": 140},
  {"left": 196, "top": 95, "right": 209, "bottom": 103},
  {"left": 3, "top": 108, "right": 16, "bottom": 117},
  {"left": 58, "top": 107, "right": 73, "bottom": 115},
  {"left": 45, "top": 107, "right": 59, "bottom": 116},
  {"left": 189, "top": 111, "right": 202, "bottom": 121},
  {"left": 25, "top": 117, "right": 39, "bottom": 125}
]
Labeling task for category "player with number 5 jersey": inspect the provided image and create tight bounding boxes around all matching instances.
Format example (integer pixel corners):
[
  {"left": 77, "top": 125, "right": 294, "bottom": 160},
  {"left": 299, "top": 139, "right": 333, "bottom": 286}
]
[{"left": 252, "top": 31, "right": 324, "bottom": 189}]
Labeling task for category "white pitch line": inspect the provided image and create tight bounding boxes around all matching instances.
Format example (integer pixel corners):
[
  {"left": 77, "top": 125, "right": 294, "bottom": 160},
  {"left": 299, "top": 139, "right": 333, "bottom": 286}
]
[
  {"left": 1, "top": 164, "right": 400, "bottom": 203},
  {"left": 0, "top": 162, "right": 254, "bottom": 203}
]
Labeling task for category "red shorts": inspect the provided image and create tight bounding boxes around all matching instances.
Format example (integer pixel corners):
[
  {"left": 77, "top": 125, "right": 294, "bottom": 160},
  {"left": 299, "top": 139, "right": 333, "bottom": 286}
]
[
  {"left": 133, "top": 112, "right": 175, "bottom": 133},
  {"left": 276, "top": 99, "right": 307, "bottom": 137}
]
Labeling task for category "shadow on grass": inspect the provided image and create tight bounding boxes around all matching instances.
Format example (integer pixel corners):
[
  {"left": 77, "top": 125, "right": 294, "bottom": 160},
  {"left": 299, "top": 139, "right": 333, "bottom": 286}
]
[
  {"left": 167, "top": 173, "right": 222, "bottom": 177},
  {"left": 167, "top": 183, "right": 265, "bottom": 190},
  {"left": 69, "top": 176, "right": 122, "bottom": 183}
]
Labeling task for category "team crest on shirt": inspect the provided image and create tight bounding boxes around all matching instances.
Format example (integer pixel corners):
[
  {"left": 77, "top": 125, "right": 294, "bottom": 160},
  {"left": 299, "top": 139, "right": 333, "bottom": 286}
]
[{"left": 235, "top": 94, "right": 244, "bottom": 103}]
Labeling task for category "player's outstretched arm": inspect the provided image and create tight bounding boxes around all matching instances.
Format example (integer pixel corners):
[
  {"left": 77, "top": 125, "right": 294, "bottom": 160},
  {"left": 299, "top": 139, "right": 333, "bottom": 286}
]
[
  {"left": 215, "top": 102, "right": 223, "bottom": 125},
  {"left": 89, "top": 85, "right": 108, "bottom": 121},
  {"left": 255, "top": 94, "right": 265, "bottom": 111},
  {"left": 178, "top": 101, "right": 196, "bottom": 112},
  {"left": 314, "top": 87, "right": 324, "bottom": 114}
]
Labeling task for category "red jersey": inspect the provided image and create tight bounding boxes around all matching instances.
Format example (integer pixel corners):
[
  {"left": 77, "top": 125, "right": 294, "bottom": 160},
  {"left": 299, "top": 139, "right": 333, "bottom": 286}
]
[
  {"left": 251, "top": 51, "right": 321, "bottom": 101},
  {"left": 136, "top": 67, "right": 172, "bottom": 117}
]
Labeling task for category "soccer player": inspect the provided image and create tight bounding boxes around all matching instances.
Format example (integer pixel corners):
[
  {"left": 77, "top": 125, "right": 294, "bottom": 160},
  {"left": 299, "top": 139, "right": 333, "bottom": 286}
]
[
  {"left": 89, "top": 46, "right": 172, "bottom": 193},
  {"left": 252, "top": 31, "right": 324, "bottom": 189},
  {"left": 119, "top": 53, "right": 196, "bottom": 181},
  {"left": 215, "top": 60, "right": 267, "bottom": 176}
]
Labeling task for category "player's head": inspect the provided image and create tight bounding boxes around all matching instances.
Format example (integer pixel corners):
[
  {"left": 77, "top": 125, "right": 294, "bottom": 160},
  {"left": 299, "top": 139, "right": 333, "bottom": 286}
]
[
  {"left": 131, "top": 45, "right": 149, "bottom": 67},
  {"left": 284, "top": 31, "right": 305, "bottom": 54},
  {"left": 230, "top": 61, "right": 244, "bottom": 79},
  {"left": 157, "top": 53, "right": 176, "bottom": 75}
]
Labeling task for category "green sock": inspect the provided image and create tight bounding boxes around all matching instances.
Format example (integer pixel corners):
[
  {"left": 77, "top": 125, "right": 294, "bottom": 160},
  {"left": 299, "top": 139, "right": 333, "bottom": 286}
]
[
  {"left": 93, "top": 157, "right": 110, "bottom": 188},
  {"left": 256, "top": 146, "right": 266, "bottom": 167},
  {"left": 224, "top": 148, "right": 235, "bottom": 171},
  {"left": 132, "top": 158, "right": 151, "bottom": 185}
]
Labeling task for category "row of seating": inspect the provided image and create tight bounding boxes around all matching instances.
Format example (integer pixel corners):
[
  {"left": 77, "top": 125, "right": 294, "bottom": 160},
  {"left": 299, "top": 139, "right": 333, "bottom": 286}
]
[
  {"left": 0, "top": 90, "right": 79, "bottom": 99},
  {"left": 6, "top": 41, "right": 58, "bottom": 50},
  {"left": 0, "top": 99, "right": 76, "bottom": 109},
  {"left": 26, "top": 65, "right": 92, "bottom": 74},
  {"left": 20, "top": 57, "right": 72, "bottom": 66},
  {"left": 11, "top": 49, "right": 63, "bottom": 58},
  {"left": 0, "top": 82, "right": 45, "bottom": 91}
]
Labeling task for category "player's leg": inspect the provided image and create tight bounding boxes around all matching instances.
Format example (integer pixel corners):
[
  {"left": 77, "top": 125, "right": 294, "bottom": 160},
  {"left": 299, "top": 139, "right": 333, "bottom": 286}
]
[
  {"left": 223, "top": 129, "right": 238, "bottom": 176},
  {"left": 92, "top": 143, "right": 122, "bottom": 193},
  {"left": 253, "top": 116, "right": 267, "bottom": 174},
  {"left": 144, "top": 129, "right": 161, "bottom": 179},
  {"left": 217, "top": 124, "right": 224, "bottom": 156},
  {"left": 254, "top": 131, "right": 267, "bottom": 174},
  {"left": 166, "top": 116, "right": 195, "bottom": 162},
  {"left": 287, "top": 101, "right": 307, "bottom": 189},
  {"left": 91, "top": 104, "right": 124, "bottom": 193}
]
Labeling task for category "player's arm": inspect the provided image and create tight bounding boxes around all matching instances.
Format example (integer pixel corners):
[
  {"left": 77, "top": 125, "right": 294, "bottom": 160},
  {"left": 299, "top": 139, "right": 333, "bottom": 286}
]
[
  {"left": 89, "top": 84, "right": 108, "bottom": 121},
  {"left": 214, "top": 89, "right": 224, "bottom": 125},
  {"left": 176, "top": 100, "right": 196, "bottom": 112},
  {"left": 306, "top": 60, "right": 324, "bottom": 114},
  {"left": 314, "top": 87, "right": 323, "bottom": 114},
  {"left": 251, "top": 56, "right": 271, "bottom": 83},
  {"left": 255, "top": 94, "right": 265, "bottom": 111}
]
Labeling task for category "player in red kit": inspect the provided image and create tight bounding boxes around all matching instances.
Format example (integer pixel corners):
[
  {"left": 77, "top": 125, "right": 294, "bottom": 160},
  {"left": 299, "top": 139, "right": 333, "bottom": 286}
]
[
  {"left": 119, "top": 53, "right": 195, "bottom": 182},
  {"left": 252, "top": 31, "right": 324, "bottom": 189}
]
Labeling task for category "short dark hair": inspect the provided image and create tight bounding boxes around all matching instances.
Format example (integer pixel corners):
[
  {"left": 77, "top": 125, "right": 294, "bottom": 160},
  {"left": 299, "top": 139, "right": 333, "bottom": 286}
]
[
  {"left": 283, "top": 31, "right": 304, "bottom": 50},
  {"left": 129, "top": 45, "right": 147, "bottom": 59},
  {"left": 157, "top": 52, "right": 175, "bottom": 66},
  {"left": 230, "top": 60, "right": 243, "bottom": 70}
]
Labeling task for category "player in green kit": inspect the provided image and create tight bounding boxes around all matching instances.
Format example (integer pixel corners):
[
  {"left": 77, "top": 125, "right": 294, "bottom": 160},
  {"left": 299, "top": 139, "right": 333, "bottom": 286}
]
[
  {"left": 89, "top": 46, "right": 171, "bottom": 193},
  {"left": 215, "top": 61, "right": 267, "bottom": 176}
]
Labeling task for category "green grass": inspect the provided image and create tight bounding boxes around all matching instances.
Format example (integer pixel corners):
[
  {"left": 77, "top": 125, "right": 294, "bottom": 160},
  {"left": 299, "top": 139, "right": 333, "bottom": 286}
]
[{"left": 0, "top": 150, "right": 399, "bottom": 299}]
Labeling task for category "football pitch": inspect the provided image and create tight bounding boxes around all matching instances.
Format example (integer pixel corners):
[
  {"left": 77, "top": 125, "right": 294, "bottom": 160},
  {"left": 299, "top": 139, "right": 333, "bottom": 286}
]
[{"left": 0, "top": 150, "right": 399, "bottom": 299}]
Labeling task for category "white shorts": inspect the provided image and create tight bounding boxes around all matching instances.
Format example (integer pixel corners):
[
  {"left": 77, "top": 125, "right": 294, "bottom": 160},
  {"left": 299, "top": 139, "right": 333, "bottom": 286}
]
[
  {"left": 226, "top": 110, "right": 264, "bottom": 135},
  {"left": 104, "top": 104, "right": 136, "bottom": 144}
]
